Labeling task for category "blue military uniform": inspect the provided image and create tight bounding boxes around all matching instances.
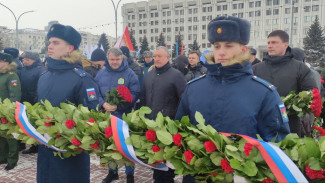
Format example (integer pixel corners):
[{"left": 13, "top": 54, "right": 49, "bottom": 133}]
[{"left": 176, "top": 62, "right": 290, "bottom": 142}]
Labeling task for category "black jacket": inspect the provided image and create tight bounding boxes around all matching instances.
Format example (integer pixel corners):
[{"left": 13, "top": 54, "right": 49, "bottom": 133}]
[
  {"left": 19, "top": 60, "right": 45, "bottom": 104},
  {"left": 144, "top": 62, "right": 186, "bottom": 119},
  {"left": 185, "top": 62, "right": 207, "bottom": 82},
  {"left": 251, "top": 58, "right": 261, "bottom": 65},
  {"left": 253, "top": 48, "right": 317, "bottom": 97}
]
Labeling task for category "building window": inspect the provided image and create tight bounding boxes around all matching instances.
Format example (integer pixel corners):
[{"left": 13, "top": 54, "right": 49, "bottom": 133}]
[
  {"left": 202, "top": 43, "right": 206, "bottom": 48},
  {"left": 284, "top": 18, "right": 291, "bottom": 24},
  {"left": 273, "top": 0, "right": 279, "bottom": 5},
  {"left": 223, "top": 5, "right": 227, "bottom": 10},
  {"left": 151, "top": 29, "right": 154, "bottom": 33},
  {"left": 285, "top": 0, "right": 291, "bottom": 4},
  {"left": 163, "top": 12, "right": 166, "bottom": 16},
  {"left": 238, "top": 13, "right": 243, "bottom": 18},
  {"left": 188, "top": 17, "right": 192, "bottom": 22},
  {"left": 207, "top": 43, "right": 211, "bottom": 47},
  {"left": 304, "top": 16, "right": 310, "bottom": 22},
  {"left": 304, "top": 6, "right": 310, "bottom": 12},
  {"left": 188, "top": 9, "right": 192, "bottom": 14},
  {"left": 155, "top": 12, "right": 159, "bottom": 17},
  {"left": 266, "top": 9, "right": 272, "bottom": 15},
  {"left": 180, "top": 26, "right": 184, "bottom": 31},
  {"left": 202, "top": 33, "right": 206, "bottom": 39},
  {"left": 266, "top": 0, "right": 272, "bottom": 6},
  {"left": 249, "top": 11, "right": 254, "bottom": 17},
  {"left": 293, "top": 7, "right": 298, "bottom": 13},
  {"left": 202, "top": 16, "right": 206, "bottom": 21},
  {"left": 285, "top": 8, "right": 290, "bottom": 14},
  {"left": 180, "top": 10, "right": 184, "bottom": 15},
  {"left": 208, "top": 7, "right": 212, "bottom": 12},
  {"left": 193, "top": 25, "right": 198, "bottom": 30},
  {"left": 193, "top": 8, "right": 198, "bottom": 13},
  {"left": 175, "top": 10, "right": 179, "bottom": 15},
  {"left": 167, "top": 19, "right": 171, "bottom": 24},
  {"left": 273, "top": 9, "right": 279, "bottom": 15},
  {"left": 150, "top": 13, "right": 154, "bottom": 18},
  {"left": 188, "top": 26, "right": 192, "bottom": 30},
  {"left": 155, "top": 20, "right": 159, "bottom": 25},
  {"left": 203, "top": 7, "right": 207, "bottom": 12},
  {"left": 167, "top": 28, "right": 171, "bottom": 32},
  {"left": 163, "top": 28, "right": 166, "bottom": 32},
  {"left": 151, "top": 37, "right": 154, "bottom": 42},
  {"left": 233, "top": 4, "right": 237, "bottom": 9},
  {"left": 188, "top": 34, "right": 192, "bottom": 40},
  {"left": 249, "top": 2, "right": 254, "bottom": 8},
  {"left": 255, "top": 1, "right": 261, "bottom": 7},
  {"left": 238, "top": 3, "right": 244, "bottom": 9},
  {"left": 193, "top": 17, "right": 198, "bottom": 22},
  {"left": 202, "top": 25, "right": 206, "bottom": 30},
  {"left": 273, "top": 19, "right": 278, "bottom": 25},
  {"left": 255, "top": 10, "right": 261, "bottom": 16},
  {"left": 175, "top": 27, "right": 179, "bottom": 31},
  {"left": 139, "top": 30, "right": 142, "bottom": 34},
  {"left": 217, "top": 6, "right": 221, "bottom": 11},
  {"left": 167, "top": 11, "right": 171, "bottom": 16},
  {"left": 312, "top": 5, "right": 319, "bottom": 11}
]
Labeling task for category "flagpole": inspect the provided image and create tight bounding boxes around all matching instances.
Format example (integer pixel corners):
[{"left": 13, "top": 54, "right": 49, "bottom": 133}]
[{"left": 110, "top": 0, "right": 122, "bottom": 41}]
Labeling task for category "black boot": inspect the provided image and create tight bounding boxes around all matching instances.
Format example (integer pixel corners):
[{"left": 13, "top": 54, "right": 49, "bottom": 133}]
[
  {"left": 102, "top": 171, "right": 118, "bottom": 183},
  {"left": 126, "top": 174, "right": 134, "bottom": 183},
  {"left": 18, "top": 141, "right": 26, "bottom": 151},
  {"left": 5, "top": 163, "right": 16, "bottom": 171},
  {"left": 22, "top": 145, "right": 38, "bottom": 154}
]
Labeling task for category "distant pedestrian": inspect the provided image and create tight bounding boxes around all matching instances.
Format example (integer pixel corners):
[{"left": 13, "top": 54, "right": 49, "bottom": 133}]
[
  {"left": 185, "top": 50, "right": 207, "bottom": 82},
  {"left": 249, "top": 48, "right": 261, "bottom": 65}
]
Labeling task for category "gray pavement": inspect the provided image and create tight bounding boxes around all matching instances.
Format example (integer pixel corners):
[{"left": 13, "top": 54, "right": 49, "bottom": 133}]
[{"left": 0, "top": 146, "right": 183, "bottom": 183}]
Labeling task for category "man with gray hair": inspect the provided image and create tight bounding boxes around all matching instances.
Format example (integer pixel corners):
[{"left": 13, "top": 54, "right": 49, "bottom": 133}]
[
  {"left": 95, "top": 47, "right": 140, "bottom": 183},
  {"left": 142, "top": 46, "right": 187, "bottom": 182},
  {"left": 19, "top": 51, "right": 45, "bottom": 154}
]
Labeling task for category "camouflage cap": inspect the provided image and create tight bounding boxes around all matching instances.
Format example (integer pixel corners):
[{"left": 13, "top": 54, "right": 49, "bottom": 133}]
[{"left": 143, "top": 51, "right": 153, "bottom": 57}]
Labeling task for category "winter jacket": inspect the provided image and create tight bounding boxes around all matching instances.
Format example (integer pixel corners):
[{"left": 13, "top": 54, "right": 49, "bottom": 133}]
[
  {"left": 252, "top": 47, "right": 317, "bottom": 97},
  {"left": 139, "top": 60, "right": 154, "bottom": 90},
  {"left": 253, "top": 47, "right": 317, "bottom": 137},
  {"left": 127, "top": 57, "right": 141, "bottom": 79},
  {"left": 95, "top": 58, "right": 140, "bottom": 118},
  {"left": 19, "top": 60, "right": 45, "bottom": 104},
  {"left": 176, "top": 54, "right": 290, "bottom": 142},
  {"left": 251, "top": 58, "right": 261, "bottom": 65},
  {"left": 0, "top": 62, "right": 21, "bottom": 102},
  {"left": 144, "top": 62, "right": 187, "bottom": 120},
  {"left": 37, "top": 50, "right": 99, "bottom": 183},
  {"left": 185, "top": 62, "right": 207, "bottom": 82},
  {"left": 82, "top": 59, "right": 100, "bottom": 78}
]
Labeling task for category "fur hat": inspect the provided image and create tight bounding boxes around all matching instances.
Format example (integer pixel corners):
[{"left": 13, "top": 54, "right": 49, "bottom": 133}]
[
  {"left": 208, "top": 16, "right": 250, "bottom": 45},
  {"left": 250, "top": 48, "right": 257, "bottom": 55},
  {"left": 23, "top": 51, "right": 40, "bottom": 61},
  {"left": 47, "top": 24, "right": 81, "bottom": 49},
  {"left": 91, "top": 48, "right": 106, "bottom": 62},
  {"left": 0, "top": 52, "right": 13, "bottom": 63},
  {"left": 120, "top": 46, "right": 130, "bottom": 58},
  {"left": 144, "top": 51, "right": 153, "bottom": 57},
  {"left": 4, "top": 48, "right": 19, "bottom": 58}
]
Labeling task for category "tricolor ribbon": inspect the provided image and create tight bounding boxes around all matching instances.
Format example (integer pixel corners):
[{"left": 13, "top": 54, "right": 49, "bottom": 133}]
[
  {"left": 111, "top": 115, "right": 168, "bottom": 171},
  {"left": 221, "top": 133, "right": 308, "bottom": 183},
  {"left": 15, "top": 102, "right": 66, "bottom": 152}
]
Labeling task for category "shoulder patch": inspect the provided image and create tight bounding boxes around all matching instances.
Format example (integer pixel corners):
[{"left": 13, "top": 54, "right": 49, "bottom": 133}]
[
  {"left": 73, "top": 68, "right": 86, "bottom": 77},
  {"left": 252, "top": 76, "right": 276, "bottom": 91},
  {"left": 9, "top": 72, "right": 13, "bottom": 75},
  {"left": 187, "top": 74, "right": 206, "bottom": 84}
]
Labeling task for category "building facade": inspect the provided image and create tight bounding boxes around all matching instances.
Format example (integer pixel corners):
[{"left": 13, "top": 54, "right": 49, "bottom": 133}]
[
  {"left": 0, "top": 21, "right": 115, "bottom": 58},
  {"left": 122, "top": 0, "right": 325, "bottom": 58}
]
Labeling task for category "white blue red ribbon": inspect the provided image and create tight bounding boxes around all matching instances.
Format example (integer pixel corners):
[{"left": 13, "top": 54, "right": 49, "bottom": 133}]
[
  {"left": 111, "top": 115, "right": 168, "bottom": 171},
  {"left": 222, "top": 133, "right": 308, "bottom": 183},
  {"left": 15, "top": 102, "right": 66, "bottom": 152}
]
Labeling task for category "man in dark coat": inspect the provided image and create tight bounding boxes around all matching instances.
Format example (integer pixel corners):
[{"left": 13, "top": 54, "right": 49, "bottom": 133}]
[
  {"left": 19, "top": 51, "right": 45, "bottom": 154},
  {"left": 143, "top": 46, "right": 187, "bottom": 182},
  {"left": 0, "top": 52, "right": 21, "bottom": 171},
  {"left": 4, "top": 48, "right": 23, "bottom": 71},
  {"left": 37, "top": 24, "right": 100, "bottom": 183},
  {"left": 253, "top": 30, "right": 317, "bottom": 137},
  {"left": 175, "top": 16, "right": 290, "bottom": 183},
  {"left": 185, "top": 50, "right": 207, "bottom": 82},
  {"left": 96, "top": 47, "right": 140, "bottom": 183},
  {"left": 249, "top": 48, "right": 261, "bottom": 65},
  {"left": 83, "top": 48, "right": 106, "bottom": 78}
]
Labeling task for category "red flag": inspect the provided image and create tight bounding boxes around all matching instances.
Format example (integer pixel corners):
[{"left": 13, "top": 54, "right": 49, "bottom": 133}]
[
  {"left": 180, "top": 42, "right": 184, "bottom": 55},
  {"left": 114, "top": 26, "right": 134, "bottom": 51}
]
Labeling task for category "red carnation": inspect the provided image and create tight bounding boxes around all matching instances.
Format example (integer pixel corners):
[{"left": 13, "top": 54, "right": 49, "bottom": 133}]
[
  {"left": 1, "top": 117, "right": 8, "bottom": 124},
  {"left": 105, "top": 126, "right": 113, "bottom": 138},
  {"left": 204, "top": 141, "right": 217, "bottom": 152},
  {"left": 221, "top": 158, "right": 234, "bottom": 173},
  {"left": 313, "top": 126, "right": 325, "bottom": 136},
  {"left": 173, "top": 133, "right": 182, "bottom": 147},
  {"left": 305, "top": 165, "right": 325, "bottom": 179},
  {"left": 145, "top": 130, "right": 156, "bottom": 142},
  {"left": 261, "top": 177, "right": 274, "bottom": 183},
  {"left": 91, "top": 141, "right": 100, "bottom": 149},
  {"left": 117, "top": 85, "right": 133, "bottom": 103},
  {"left": 87, "top": 118, "right": 95, "bottom": 125},
  {"left": 311, "top": 88, "right": 322, "bottom": 118},
  {"left": 77, "top": 148, "right": 84, "bottom": 152},
  {"left": 56, "top": 134, "right": 61, "bottom": 138},
  {"left": 44, "top": 122, "right": 53, "bottom": 126},
  {"left": 152, "top": 145, "right": 161, "bottom": 152},
  {"left": 184, "top": 150, "right": 194, "bottom": 165},
  {"left": 65, "top": 119, "right": 76, "bottom": 129},
  {"left": 244, "top": 143, "right": 253, "bottom": 157},
  {"left": 71, "top": 138, "right": 81, "bottom": 146}
]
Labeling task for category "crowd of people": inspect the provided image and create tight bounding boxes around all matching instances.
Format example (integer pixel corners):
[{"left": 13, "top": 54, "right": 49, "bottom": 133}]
[{"left": 0, "top": 15, "right": 323, "bottom": 183}]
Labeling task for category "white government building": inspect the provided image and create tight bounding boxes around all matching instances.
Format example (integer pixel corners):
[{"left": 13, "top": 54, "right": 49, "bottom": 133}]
[{"left": 122, "top": 0, "right": 325, "bottom": 58}]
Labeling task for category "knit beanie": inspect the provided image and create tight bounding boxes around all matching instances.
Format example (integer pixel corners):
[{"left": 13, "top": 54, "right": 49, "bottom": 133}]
[{"left": 91, "top": 48, "right": 106, "bottom": 62}]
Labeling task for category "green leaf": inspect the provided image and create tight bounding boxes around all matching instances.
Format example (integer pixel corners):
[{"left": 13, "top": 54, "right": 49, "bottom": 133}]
[
  {"left": 292, "top": 104, "right": 302, "bottom": 112},
  {"left": 195, "top": 112, "right": 206, "bottom": 132},
  {"left": 309, "top": 157, "right": 321, "bottom": 170},
  {"left": 167, "top": 120, "right": 178, "bottom": 135},
  {"left": 156, "top": 130, "right": 173, "bottom": 145},
  {"left": 153, "top": 149, "right": 164, "bottom": 161},
  {"left": 187, "top": 137, "right": 204, "bottom": 151},
  {"left": 156, "top": 112, "right": 164, "bottom": 128},
  {"left": 226, "top": 145, "right": 238, "bottom": 151},
  {"left": 242, "top": 161, "right": 258, "bottom": 176},
  {"left": 210, "top": 152, "right": 223, "bottom": 166},
  {"left": 304, "top": 137, "right": 321, "bottom": 159},
  {"left": 111, "top": 153, "right": 123, "bottom": 160},
  {"left": 144, "top": 119, "right": 157, "bottom": 128},
  {"left": 230, "top": 159, "right": 242, "bottom": 170}
]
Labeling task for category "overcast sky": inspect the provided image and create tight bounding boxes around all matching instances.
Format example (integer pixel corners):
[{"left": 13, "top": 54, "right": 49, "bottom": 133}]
[{"left": 0, "top": 0, "right": 145, "bottom": 38}]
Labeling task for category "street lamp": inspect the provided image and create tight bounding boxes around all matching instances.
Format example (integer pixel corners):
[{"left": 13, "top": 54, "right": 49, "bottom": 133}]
[
  {"left": 0, "top": 3, "right": 34, "bottom": 49},
  {"left": 110, "top": 0, "right": 122, "bottom": 41}
]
